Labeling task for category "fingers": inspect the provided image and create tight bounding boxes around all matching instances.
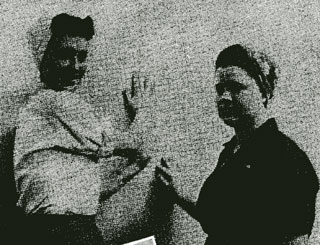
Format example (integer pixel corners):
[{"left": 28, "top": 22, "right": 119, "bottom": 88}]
[
  {"left": 155, "top": 165, "right": 172, "bottom": 182},
  {"left": 155, "top": 160, "right": 177, "bottom": 201},
  {"left": 106, "top": 149, "right": 148, "bottom": 175},
  {"left": 101, "top": 131, "right": 115, "bottom": 149},
  {"left": 122, "top": 90, "right": 130, "bottom": 107},
  {"left": 143, "top": 76, "right": 147, "bottom": 90},
  {"left": 131, "top": 72, "right": 154, "bottom": 98},
  {"left": 102, "top": 131, "right": 106, "bottom": 145},
  {"left": 112, "top": 133, "right": 137, "bottom": 151},
  {"left": 161, "top": 157, "right": 169, "bottom": 168},
  {"left": 144, "top": 76, "right": 155, "bottom": 96},
  {"left": 113, "top": 130, "right": 143, "bottom": 152},
  {"left": 131, "top": 73, "right": 141, "bottom": 98},
  {"left": 123, "top": 72, "right": 154, "bottom": 124},
  {"left": 101, "top": 131, "right": 114, "bottom": 146},
  {"left": 155, "top": 158, "right": 173, "bottom": 188},
  {"left": 98, "top": 132, "right": 115, "bottom": 158},
  {"left": 97, "top": 146, "right": 113, "bottom": 158},
  {"left": 120, "top": 161, "right": 144, "bottom": 184},
  {"left": 122, "top": 90, "right": 135, "bottom": 110},
  {"left": 100, "top": 157, "right": 147, "bottom": 202},
  {"left": 157, "top": 158, "right": 171, "bottom": 181},
  {"left": 139, "top": 74, "right": 145, "bottom": 95},
  {"left": 113, "top": 148, "right": 138, "bottom": 164},
  {"left": 157, "top": 172, "right": 171, "bottom": 187},
  {"left": 122, "top": 89, "right": 136, "bottom": 122}
]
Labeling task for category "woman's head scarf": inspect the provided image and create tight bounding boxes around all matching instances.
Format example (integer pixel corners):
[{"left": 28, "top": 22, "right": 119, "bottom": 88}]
[{"left": 215, "top": 44, "right": 278, "bottom": 107}]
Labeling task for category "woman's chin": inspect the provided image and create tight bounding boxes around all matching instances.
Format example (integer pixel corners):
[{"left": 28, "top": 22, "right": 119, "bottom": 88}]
[
  {"left": 221, "top": 117, "right": 239, "bottom": 127},
  {"left": 63, "top": 80, "right": 82, "bottom": 92}
]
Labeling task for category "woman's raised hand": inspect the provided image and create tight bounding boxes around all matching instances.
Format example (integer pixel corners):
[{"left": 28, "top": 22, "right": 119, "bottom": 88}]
[{"left": 122, "top": 72, "right": 154, "bottom": 124}]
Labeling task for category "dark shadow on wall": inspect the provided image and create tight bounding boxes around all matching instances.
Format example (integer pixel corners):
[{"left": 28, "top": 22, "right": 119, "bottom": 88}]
[
  {"left": 0, "top": 127, "right": 25, "bottom": 243},
  {"left": 26, "top": 16, "right": 51, "bottom": 69},
  {"left": 0, "top": 127, "right": 18, "bottom": 213}
]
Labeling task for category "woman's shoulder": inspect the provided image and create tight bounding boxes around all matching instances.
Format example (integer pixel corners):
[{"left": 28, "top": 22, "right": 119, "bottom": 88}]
[
  {"left": 16, "top": 89, "right": 57, "bottom": 123},
  {"left": 272, "top": 130, "right": 309, "bottom": 162},
  {"left": 273, "top": 130, "right": 318, "bottom": 184}
]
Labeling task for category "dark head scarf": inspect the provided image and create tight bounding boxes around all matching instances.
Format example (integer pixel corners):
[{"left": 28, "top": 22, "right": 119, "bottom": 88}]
[
  {"left": 50, "top": 13, "right": 94, "bottom": 40},
  {"left": 215, "top": 44, "right": 278, "bottom": 107}
]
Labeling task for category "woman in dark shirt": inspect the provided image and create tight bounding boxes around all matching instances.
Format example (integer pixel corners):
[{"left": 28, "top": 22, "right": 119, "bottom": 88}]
[{"left": 156, "top": 44, "right": 319, "bottom": 244}]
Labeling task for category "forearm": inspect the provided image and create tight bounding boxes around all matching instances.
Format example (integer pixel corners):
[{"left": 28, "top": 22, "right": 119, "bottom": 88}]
[
  {"left": 282, "top": 234, "right": 309, "bottom": 245},
  {"left": 16, "top": 150, "right": 100, "bottom": 215},
  {"left": 175, "top": 194, "right": 198, "bottom": 220}
]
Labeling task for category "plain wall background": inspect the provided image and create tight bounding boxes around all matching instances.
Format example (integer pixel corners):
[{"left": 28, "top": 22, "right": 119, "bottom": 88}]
[{"left": 1, "top": 0, "right": 320, "bottom": 244}]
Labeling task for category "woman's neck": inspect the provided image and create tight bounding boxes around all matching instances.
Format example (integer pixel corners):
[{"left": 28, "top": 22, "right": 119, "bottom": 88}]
[{"left": 234, "top": 114, "right": 269, "bottom": 144}]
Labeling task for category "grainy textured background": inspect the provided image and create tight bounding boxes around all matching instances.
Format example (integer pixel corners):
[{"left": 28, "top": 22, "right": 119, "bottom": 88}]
[{"left": 1, "top": 0, "right": 320, "bottom": 244}]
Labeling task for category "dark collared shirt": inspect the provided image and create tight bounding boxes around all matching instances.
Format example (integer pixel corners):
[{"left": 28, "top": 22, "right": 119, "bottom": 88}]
[{"left": 197, "top": 119, "right": 319, "bottom": 245}]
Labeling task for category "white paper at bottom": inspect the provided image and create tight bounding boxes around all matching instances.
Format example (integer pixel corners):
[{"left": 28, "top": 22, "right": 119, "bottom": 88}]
[{"left": 123, "top": 235, "right": 156, "bottom": 245}]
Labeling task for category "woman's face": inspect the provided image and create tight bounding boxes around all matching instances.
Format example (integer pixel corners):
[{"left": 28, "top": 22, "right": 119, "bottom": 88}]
[
  {"left": 47, "top": 35, "right": 89, "bottom": 91},
  {"left": 215, "top": 66, "right": 266, "bottom": 127}
]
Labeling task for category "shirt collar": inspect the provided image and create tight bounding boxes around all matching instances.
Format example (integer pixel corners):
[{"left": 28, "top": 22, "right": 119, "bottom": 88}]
[{"left": 223, "top": 118, "right": 278, "bottom": 148}]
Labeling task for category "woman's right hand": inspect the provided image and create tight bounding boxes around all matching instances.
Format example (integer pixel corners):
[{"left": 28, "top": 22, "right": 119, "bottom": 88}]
[
  {"left": 155, "top": 158, "right": 198, "bottom": 219},
  {"left": 155, "top": 158, "right": 180, "bottom": 202}
]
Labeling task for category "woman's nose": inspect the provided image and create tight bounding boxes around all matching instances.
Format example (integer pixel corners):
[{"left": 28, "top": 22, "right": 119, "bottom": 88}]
[
  {"left": 220, "top": 90, "right": 232, "bottom": 100},
  {"left": 74, "top": 56, "right": 82, "bottom": 70}
]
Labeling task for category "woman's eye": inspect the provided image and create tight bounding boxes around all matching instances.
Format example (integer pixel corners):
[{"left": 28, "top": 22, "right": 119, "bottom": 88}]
[
  {"left": 56, "top": 52, "right": 67, "bottom": 60},
  {"left": 56, "top": 48, "right": 74, "bottom": 60},
  {"left": 215, "top": 84, "right": 224, "bottom": 95},
  {"left": 229, "top": 83, "right": 246, "bottom": 94},
  {"left": 216, "top": 83, "right": 245, "bottom": 95},
  {"left": 77, "top": 51, "right": 87, "bottom": 63},
  {"left": 229, "top": 86, "right": 241, "bottom": 94}
]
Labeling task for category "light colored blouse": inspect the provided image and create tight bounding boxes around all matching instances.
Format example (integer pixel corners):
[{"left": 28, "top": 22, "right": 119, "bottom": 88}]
[{"left": 14, "top": 89, "right": 113, "bottom": 215}]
